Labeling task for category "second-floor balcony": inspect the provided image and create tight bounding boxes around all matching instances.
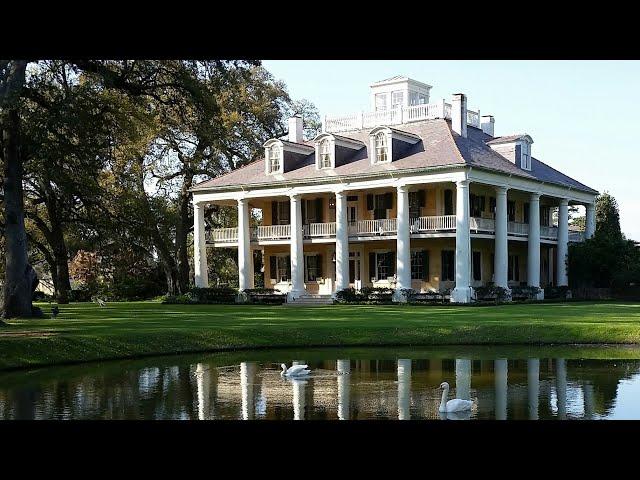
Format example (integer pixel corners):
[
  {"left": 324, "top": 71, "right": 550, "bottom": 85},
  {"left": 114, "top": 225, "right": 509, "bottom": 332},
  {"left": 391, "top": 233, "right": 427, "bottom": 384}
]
[
  {"left": 207, "top": 215, "right": 571, "bottom": 244},
  {"left": 323, "top": 102, "right": 480, "bottom": 133}
]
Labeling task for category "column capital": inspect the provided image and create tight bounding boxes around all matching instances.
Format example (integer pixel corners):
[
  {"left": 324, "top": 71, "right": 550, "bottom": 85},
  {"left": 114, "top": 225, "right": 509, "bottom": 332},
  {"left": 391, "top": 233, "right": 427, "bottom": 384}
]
[
  {"left": 334, "top": 189, "right": 347, "bottom": 199},
  {"left": 455, "top": 179, "right": 470, "bottom": 188},
  {"left": 193, "top": 201, "right": 206, "bottom": 210},
  {"left": 237, "top": 197, "right": 249, "bottom": 206},
  {"left": 529, "top": 192, "right": 542, "bottom": 202},
  {"left": 494, "top": 185, "right": 509, "bottom": 195},
  {"left": 397, "top": 184, "right": 409, "bottom": 194},
  {"left": 288, "top": 192, "right": 302, "bottom": 201}
]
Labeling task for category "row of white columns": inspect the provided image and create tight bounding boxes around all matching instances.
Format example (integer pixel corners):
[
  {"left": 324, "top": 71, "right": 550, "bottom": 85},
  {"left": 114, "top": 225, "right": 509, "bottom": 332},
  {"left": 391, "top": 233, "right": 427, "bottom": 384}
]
[
  {"left": 193, "top": 186, "right": 597, "bottom": 297},
  {"left": 194, "top": 358, "right": 587, "bottom": 420}
]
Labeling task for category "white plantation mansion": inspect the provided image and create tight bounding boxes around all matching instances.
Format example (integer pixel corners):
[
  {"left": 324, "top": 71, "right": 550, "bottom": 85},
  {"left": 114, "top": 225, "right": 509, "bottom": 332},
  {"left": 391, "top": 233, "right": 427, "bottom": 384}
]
[{"left": 191, "top": 76, "right": 597, "bottom": 303}]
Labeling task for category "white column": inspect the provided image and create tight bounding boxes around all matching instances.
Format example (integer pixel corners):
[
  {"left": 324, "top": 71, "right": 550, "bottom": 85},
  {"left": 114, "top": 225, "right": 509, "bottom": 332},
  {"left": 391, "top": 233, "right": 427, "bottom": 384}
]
[
  {"left": 292, "top": 378, "right": 307, "bottom": 420},
  {"left": 395, "top": 185, "right": 411, "bottom": 301},
  {"left": 289, "top": 194, "right": 306, "bottom": 300},
  {"left": 196, "top": 363, "right": 210, "bottom": 421},
  {"left": 397, "top": 359, "right": 412, "bottom": 420},
  {"left": 528, "top": 192, "right": 543, "bottom": 299},
  {"left": 527, "top": 359, "right": 540, "bottom": 420},
  {"left": 335, "top": 191, "right": 349, "bottom": 293},
  {"left": 556, "top": 358, "right": 567, "bottom": 419},
  {"left": 452, "top": 179, "right": 472, "bottom": 303},
  {"left": 240, "top": 362, "right": 256, "bottom": 420},
  {"left": 494, "top": 186, "right": 509, "bottom": 290},
  {"left": 455, "top": 358, "right": 471, "bottom": 401},
  {"left": 337, "top": 359, "right": 351, "bottom": 420},
  {"left": 237, "top": 198, "right": 253, "bottom": 291},
  {"left": 585, "top": 203, "right": 596, "bottom": 239},
  {"left": 193, "top": 202, "right": 209, "bottom": 287},
  {"left": 494, "top": 358, "right": 508, "bottom": 420},
  {"left": 583, "top": 382, "right": 595, "bottom": 420},
  {"left": 557, "top": 199, "right": 569, "bottom": 286}
]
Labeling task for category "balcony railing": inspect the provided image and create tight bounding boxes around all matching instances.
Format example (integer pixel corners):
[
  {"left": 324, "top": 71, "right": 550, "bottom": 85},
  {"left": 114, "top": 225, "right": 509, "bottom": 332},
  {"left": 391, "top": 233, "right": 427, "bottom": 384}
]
[
  {"left": 349, "top": 219, "right": 397, "bottom": 236},
  {"left": 207, "top": 227, "right": 238, "bottom": 243},
  {"left": 304, "top": 222, "right": 336, "bottom": 238},
  {"left": 541, "top": 226, "right": 559, "bottom": 240},
  {"left": 208, "top": 218, "right": 574, "bottom": 243},
  {"left": 255, "top": 224, "right": 291, "bottom": 240},
  {"left": 411, "top": 215, "right": 457, "bottom": 232},
  {"left": 323, "top": 102, "right": 481, "bottom": 133}
]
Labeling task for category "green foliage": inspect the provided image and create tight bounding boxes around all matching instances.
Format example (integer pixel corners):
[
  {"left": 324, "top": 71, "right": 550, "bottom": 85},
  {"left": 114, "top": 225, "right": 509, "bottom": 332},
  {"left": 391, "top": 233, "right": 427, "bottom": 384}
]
[
  {"left": 475, "top": 285, "right": 512, "bottom": 302},
  {"left": 335, "top": 287, "right": 395, "bottom": 304},
  {"left": 595, "top": 192, "right": 623, "bottom": 241},
  {"left": 162, "top": 287, "right": 238, "bottom": 305},
  {"left": 242, "top": 288, "right": 286, "bottom": 305},
  {"left": 544, "top": 285, "right": 570, "bottom": 300}
]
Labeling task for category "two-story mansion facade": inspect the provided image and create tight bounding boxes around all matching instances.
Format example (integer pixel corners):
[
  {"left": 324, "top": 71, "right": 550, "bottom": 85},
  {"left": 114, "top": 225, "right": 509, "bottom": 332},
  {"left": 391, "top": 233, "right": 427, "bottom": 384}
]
[{"left": 191, "top": 76, "right": 598, "bottom": 303}]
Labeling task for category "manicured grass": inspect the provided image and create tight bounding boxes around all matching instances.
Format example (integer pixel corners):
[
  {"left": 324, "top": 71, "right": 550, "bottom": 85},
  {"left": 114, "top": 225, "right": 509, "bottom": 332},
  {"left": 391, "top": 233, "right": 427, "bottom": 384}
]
[{"left": 1, "top": 301, "right": 640, "bottom": 371}]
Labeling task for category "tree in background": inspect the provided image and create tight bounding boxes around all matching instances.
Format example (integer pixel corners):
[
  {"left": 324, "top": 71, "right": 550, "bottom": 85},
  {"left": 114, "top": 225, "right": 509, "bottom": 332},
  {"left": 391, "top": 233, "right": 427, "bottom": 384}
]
[{"left": 568, "top": 192, "right": 639, "bottom": 289}]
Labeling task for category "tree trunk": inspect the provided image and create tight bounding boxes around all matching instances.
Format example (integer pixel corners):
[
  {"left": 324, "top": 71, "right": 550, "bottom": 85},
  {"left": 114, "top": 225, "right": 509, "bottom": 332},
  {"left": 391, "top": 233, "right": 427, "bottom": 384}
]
[
  {"left": 1, "top": 61, "right": 34, "bottom": 319},
  {"left": 51, "top": 223, "right": 71, "bottom": 304},
  {"left": 175, "top": 171, "right": 193, "bottom": 293}
]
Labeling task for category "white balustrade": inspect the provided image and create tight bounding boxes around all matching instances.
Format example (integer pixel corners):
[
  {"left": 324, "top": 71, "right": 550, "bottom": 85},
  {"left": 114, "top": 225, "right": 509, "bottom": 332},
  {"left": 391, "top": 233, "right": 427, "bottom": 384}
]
[
  {"left": 569, "top": 231, "right": 585, "bottom": 242},
  {"left": 349, "top": 218, "right": 397, "bottom": 236},
  {"left": 470, "top": 217, "right": 495, "bottom": 232},
  {"left": 410, "top": 215, "right": 457, "bottom": 233},
  {"left": 508, "top": 221, "right": 529, "bottom": 236},
  {"left": 304, "top": 222, "right": 337, "bottom": 238},
  {"left": 256, "top": 224, "right": 291, "bottom": 240},
  {"left": 324, "top": 101, "right": 470, "bottom": 133},
  {"left": 466, "top": 110, "right": 480, "bottom": 128},
  {"left": 540, "top": 226, "right": 558, "bottom": 239},
  {"left": 209, "top": 227, "right": 238, "bottom": 243}
]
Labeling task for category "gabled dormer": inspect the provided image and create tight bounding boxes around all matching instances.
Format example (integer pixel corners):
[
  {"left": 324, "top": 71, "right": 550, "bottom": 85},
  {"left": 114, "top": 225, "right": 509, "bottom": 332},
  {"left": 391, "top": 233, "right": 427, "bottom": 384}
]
[
  {"left": 263, "top": 138, "right": 314, "bottom": 176},
  {"left": 486, "top": 134, "right": 534, "bottom": 171},
  {"left": 313, "top": 133, "right": 365, "bottom": 170},
  {"left": 368, "top": 126, "right": 421, "bottom": 166}
]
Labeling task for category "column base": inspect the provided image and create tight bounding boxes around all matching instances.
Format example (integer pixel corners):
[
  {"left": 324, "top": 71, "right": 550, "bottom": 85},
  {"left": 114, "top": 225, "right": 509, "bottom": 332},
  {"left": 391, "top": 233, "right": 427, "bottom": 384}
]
[
  {"left": 392, "top": 289, "right": 411, "bottom": 303},
  {"left": 535, "top": 289, "right": 545, "bottom": 301},
  {"left": 287, "top": 289, "right": 307, "bottom": 303},
  {"left": 451, "top": 287, "right": 474, "bottom": 304}
]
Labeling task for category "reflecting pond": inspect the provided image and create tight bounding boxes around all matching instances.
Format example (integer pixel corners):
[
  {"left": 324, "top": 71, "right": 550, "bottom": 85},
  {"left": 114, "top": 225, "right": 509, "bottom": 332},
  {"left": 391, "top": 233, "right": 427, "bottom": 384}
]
[{"left": 2, "top": 345, "right": 640, "bottom": 420}]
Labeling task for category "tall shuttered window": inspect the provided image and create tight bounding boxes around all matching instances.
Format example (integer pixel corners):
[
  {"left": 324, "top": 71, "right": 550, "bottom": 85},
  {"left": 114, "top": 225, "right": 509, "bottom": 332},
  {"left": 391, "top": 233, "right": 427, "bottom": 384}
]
[
  {"left": 441, "top": 250, "right": 455, "bottom": 282},
  {"left": 411, "top": 250, "right": 429, "bottom": 280}
]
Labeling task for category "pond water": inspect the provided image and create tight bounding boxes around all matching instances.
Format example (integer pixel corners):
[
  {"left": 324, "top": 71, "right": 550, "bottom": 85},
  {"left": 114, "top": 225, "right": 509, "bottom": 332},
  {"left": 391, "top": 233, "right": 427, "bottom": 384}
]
[{"left": 2, "top": 345, "right": 640, "bottom": 420}]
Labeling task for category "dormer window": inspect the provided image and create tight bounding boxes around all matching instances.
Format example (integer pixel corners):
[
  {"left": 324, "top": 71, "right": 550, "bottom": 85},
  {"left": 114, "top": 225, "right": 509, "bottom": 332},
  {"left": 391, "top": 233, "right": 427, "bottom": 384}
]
[
  {"left": 486, "top": 134, "right": 534, "bottom": 172},
  {"left": 368, "top": 126, "right": 419, "bottom": 166},
  {"left": 522, "top": 152, "right": 531, "bottom": 171},
  {"left": 319, "top": 139, "right": 331, "bottom": 168},
  {"left": 269, "top": 144, "right": 281, "bottom": 173},
  {"left": 375, "top": 132, "right": 388, "bottom": 163}
]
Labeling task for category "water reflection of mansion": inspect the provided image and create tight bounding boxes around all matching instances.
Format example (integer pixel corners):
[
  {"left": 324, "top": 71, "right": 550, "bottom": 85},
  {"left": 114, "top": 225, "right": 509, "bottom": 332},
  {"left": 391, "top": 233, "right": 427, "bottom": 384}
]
[{"left": 1, "top": 357, "right": 637, "bottom": 420}]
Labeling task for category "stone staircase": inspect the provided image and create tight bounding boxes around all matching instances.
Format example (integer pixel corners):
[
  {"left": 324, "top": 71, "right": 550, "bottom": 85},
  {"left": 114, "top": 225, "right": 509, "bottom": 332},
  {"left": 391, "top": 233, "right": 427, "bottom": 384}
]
[{"left": 286, "top": 294, "right": 334, "bottom": 306}]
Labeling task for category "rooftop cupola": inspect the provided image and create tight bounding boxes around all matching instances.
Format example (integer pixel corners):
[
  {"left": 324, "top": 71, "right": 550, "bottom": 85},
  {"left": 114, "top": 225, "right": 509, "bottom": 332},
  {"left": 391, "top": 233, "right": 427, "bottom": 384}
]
[{"left": 370, "top": 76, "right": 432, "bottom": 112}]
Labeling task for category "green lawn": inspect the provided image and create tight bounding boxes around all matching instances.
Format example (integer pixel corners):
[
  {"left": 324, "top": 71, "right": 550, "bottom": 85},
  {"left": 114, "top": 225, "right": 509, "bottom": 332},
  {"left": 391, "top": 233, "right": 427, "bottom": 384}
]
[{"left": 1, "top": 301, "right": 640, "bottom": 371}]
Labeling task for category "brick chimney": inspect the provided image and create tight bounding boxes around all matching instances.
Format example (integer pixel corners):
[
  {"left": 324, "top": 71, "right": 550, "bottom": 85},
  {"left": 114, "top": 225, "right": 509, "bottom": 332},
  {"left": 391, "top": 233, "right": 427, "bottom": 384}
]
[
  {"left": 481, "top": 115, "right": 495, "bottom": 137},
  {"left": 288, "top": 116, "right": 304, "bottom": 143},
  {"left": 451, "top": 93, "right": 467, "bottom": 138}
]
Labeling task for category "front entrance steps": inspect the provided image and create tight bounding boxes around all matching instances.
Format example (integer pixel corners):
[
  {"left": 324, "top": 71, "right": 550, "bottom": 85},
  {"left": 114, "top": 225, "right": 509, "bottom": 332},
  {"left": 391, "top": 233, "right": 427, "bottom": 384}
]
[{"left": 286, "top": 294, "right": 335, "bottom": 306}]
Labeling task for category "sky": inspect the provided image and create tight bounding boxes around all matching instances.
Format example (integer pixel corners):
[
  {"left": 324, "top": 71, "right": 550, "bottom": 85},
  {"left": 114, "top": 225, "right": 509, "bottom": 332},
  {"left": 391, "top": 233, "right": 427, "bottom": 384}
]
[{"left": 263, "top": 60, "right": 640, "bottom": 240}]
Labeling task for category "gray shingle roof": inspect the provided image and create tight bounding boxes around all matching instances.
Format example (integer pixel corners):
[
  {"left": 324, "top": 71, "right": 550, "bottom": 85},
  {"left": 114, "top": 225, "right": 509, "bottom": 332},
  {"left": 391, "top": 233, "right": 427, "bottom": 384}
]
[{"left": 192, "top": 119, "right": 597, "bottom": 195}]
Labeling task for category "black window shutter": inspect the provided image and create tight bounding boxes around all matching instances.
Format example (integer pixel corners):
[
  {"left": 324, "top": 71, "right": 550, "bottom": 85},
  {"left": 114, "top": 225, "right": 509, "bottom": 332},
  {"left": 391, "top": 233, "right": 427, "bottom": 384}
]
[
  {"left": 422, "top": 250, "right": 430, "bottom": 281},
  {"left": 366, "top": 194, "right": 374, "bottom": 211},
  {"left": 524, "top": 203, "right": 530, "bottom": 223},
  {"left": 444, "top": 189, "right": 454, "bottom": 215},
  {"left": 285, "top": 255, "right": 291, "bottom": 280},
  {"left": 388, "top": 251, "right": 396, "bottom": 276},
  {"left": 490, "top": 196, "right": 496, "bottom": 213},
  {"left": 317, "top": 254, "right": 323, "bottom": 278},
  {"left": 301, "top": 200, "right": 306, "bottom": 224},
  {"left": 385, "top": 192, "right": 393, "bottom": 209},
  {"left": 480, "top": 196, "right": 486, "bottom": 212},
  {"left": 271, "top": 201, "right": 278, "bottom": 225},
  {"left": 315, "top": 198, "right": 323, "bottom": 223},
  {"left": 418, "top": 189, "right": 426, "bottom": 207},
  {"left": 283, "top": 200, "right": 291, "bottom": 224},
  {"left": 515, "top": 255, "right": 520, "bottom": 281},
  {"left": 269, "top": 256, "right": 277, "bottom": 280},
  {"left": 369, "top": 252, "right": 376, "bottom": 280},
  {"left": 441, "top": 251, "right": 447, "bottom": 280}
]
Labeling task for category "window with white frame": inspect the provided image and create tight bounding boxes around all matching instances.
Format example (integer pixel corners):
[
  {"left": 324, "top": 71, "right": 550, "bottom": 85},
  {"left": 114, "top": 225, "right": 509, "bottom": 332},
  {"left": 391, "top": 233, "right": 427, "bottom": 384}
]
[
  {"left": 521, "top": 152, "right": 531, "bottom": 171},
  {"left": 268, "top": 144, "right": 281, "bottom": 173},
  {"left": 411, "top": 250, "right": 429, "bottom": 280},
  {"left": 375, "top": 93, "right": 387, "bottom": 111},
  {"left": 375, "top": 132, "right": 388, "bottom": 163},
  {"left": 319, "top": 139, "right": 331, "bottom": 168},
  {"left": 304, "top": 254, "right": 322, "bottom": 282},
  {"left": 391, "top": 91, "right": 404, "bottom": 110}
]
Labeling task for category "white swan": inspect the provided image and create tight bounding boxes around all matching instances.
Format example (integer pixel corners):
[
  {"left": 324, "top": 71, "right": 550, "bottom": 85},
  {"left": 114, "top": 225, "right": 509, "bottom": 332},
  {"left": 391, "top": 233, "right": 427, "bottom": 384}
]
[
  {"left": 439, "top": 381, "right": 473, "bottom": 412},
  {"left": 281, "top": 363, "right": 311, "bottom": 377}
]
